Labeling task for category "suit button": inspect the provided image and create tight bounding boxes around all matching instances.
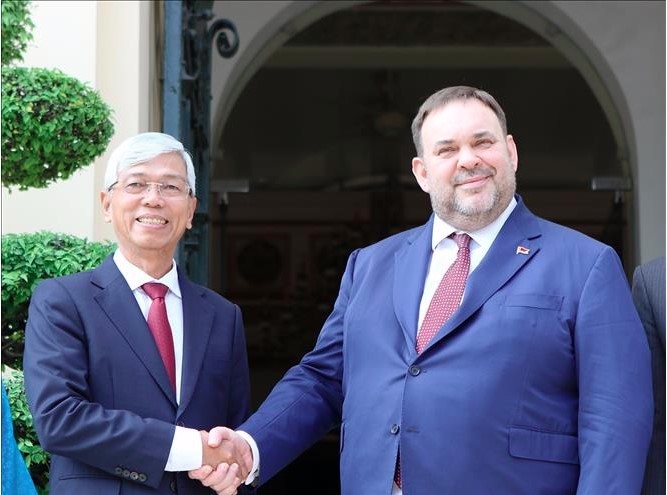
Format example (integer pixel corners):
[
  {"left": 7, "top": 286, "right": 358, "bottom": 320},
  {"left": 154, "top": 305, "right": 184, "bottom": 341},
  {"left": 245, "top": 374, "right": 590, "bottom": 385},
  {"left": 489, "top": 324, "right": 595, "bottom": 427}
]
[
  {"left": 139, "top": 473, "right": 147, "bottom": 482},
  {"left": 409, "top": 365, "right": 421, "bottom": 376},
  {"left": 122, "top": 469, "right": 130, "bottom": 478},
  {"left": 170, "top": 480, "right": 177, "bottom": 492},
  {"left": 390, "top": 424, "right": 400, "bottom": 435},
  {"left": 130, "top": 471, "right": 139, "bottom": 481},
  {"left": 114, "top": 467, "right": 122, "bottom": 476}
]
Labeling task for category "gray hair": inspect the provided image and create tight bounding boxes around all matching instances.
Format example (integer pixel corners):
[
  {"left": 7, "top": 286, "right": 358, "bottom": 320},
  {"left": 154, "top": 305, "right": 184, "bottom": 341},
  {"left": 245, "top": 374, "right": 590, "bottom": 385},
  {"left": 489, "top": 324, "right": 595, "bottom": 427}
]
[
  {"left": 104, "top": 132, "right": 196, "bottom": 195},
  {"left": 411, "top": 86, "right": 508, "bottom": 157}
]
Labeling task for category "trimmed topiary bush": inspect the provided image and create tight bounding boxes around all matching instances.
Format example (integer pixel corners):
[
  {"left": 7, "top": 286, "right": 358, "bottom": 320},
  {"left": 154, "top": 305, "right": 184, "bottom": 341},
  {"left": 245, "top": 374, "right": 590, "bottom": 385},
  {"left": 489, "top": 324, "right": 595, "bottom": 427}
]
[
  {"left": 1, "top": 0, "right": 34, "bottom": 65},
  {"left": 1, "top": 6, "right": 117, "bottom": 494},
  {"left": 1, "top": 67, "right": 114, "bottom": 190},
  {"left": 1, "top": 231, "right": 116, "bottom": 368}
]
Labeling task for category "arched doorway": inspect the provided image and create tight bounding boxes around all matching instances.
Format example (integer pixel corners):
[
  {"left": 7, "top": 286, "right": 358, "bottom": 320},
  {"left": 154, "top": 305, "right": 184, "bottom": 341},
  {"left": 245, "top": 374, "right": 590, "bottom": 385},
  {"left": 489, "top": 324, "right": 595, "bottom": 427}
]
[{"left": 203, "top": 1, "right": 635, "bottom": 493}]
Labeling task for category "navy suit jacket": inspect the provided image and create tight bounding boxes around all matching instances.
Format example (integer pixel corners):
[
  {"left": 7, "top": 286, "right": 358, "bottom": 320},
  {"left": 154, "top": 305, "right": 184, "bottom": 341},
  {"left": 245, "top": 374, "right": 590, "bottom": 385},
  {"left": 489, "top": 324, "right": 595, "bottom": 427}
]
[
  {"left": 241, "top": 196, "right": 653, "bottom": 495},
  {"left": 633, "top": 256, "right": 666, "bottom": 495},
  {"left": 24, "top": 256, "right": 251, "bottom": 494}
]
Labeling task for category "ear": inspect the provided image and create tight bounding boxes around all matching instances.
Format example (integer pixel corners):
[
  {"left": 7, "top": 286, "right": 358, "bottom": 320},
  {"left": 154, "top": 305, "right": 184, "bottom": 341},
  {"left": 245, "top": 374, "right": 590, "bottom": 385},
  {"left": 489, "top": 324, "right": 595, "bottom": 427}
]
[
  {"left": 506, "top": 134, "right": 518, "bottom": 172},
  {"left": 100, "top": 191, "right": 112, "bottom": 223},
  {"left": 411, "top": 156, "right": 431, "bottom": 193},
  {"left": 186, "top": 196, "right": 198, "bottom": 230}
]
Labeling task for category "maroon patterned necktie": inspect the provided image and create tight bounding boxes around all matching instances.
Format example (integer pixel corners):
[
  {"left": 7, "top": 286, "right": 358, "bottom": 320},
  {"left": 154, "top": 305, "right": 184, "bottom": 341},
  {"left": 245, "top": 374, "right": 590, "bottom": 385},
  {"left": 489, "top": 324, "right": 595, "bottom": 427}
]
[
  {"left": 142, "top": 283, "right": 176, "bottom": 391},
  {"left": 415, "top": 233, "right": 471, "bottom": 354},
  {"left": 395, "top": 233, "right": 471, "bottom": 488}
]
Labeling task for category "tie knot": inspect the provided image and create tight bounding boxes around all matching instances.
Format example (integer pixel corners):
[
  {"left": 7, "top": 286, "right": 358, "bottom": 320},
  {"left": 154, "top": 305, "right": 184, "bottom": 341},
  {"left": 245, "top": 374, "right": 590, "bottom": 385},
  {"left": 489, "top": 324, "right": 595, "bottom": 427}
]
[
  {"left": 142, "top": 282, "right": 169, "bottom": 300},
  {"left": 450, "top": 232, "right": 471, "bottom": 249}
]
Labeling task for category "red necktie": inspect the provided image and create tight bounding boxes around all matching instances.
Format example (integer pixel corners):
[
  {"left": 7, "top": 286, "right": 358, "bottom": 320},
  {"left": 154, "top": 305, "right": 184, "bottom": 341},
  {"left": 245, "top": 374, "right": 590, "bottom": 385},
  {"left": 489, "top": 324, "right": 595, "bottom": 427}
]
[
  {"left": 415, "top": 232, "right": 471, "bottom": 354},
  {"left": 395, "top": 233, "right": 471, "bottom": 488},
  {"left": 142, "top": 283, "right": 176, "bottom": 391}
]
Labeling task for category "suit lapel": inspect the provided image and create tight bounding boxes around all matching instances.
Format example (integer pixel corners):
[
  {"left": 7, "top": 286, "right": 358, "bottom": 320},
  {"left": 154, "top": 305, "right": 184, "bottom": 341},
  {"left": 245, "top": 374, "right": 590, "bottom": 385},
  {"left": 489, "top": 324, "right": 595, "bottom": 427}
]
[
  {"left": 177, "top": 271, "right": 214, "bottom": 417},
  {"left": 419, "top": 197, "right": 543, "bottom": 355},
  {"left": 393, "top": 218, "right": 434, "bottom": 354},
  {"left": 92, "top": 257, "right": 177, "bottom": 406}
]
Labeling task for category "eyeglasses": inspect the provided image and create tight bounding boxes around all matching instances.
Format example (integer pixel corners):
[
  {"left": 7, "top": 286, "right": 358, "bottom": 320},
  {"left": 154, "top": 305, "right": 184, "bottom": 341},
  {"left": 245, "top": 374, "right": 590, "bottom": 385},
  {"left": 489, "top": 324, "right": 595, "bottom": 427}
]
[{"left": 108, "top": 179, "right": 192, "bottom": 199}]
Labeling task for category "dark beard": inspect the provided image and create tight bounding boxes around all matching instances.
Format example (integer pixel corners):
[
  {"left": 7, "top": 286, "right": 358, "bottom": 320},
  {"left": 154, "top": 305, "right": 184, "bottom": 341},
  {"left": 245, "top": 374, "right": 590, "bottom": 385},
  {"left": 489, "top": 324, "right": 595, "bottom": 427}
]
[{"left": 431, "top": 172, "right": 516, "bottom": 231}]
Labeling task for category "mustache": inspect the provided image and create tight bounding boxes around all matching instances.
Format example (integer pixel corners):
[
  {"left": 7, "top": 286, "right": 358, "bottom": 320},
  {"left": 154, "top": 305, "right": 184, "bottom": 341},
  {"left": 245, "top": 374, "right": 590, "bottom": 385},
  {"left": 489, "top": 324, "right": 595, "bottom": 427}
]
[{"left": 453, "top": 166, "right": 495, "bottom": 185}]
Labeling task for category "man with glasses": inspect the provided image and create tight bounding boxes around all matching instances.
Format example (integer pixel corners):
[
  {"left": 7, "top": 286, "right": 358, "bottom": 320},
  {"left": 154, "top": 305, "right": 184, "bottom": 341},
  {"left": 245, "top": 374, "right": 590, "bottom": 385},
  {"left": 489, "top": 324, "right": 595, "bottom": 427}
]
[{"left": 23, "top": 132, "right": 253, "bottom": 494}]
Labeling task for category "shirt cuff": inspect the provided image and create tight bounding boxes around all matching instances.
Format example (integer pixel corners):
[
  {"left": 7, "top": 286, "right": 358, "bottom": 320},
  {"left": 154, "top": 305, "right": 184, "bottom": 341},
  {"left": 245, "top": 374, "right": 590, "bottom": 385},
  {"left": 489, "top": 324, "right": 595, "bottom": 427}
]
[
  {"left": 236, "top": 430, "right": 260, "bottom": 485},
  {"left": 165, "top": 426, "right": 202, "bottom": 472}
]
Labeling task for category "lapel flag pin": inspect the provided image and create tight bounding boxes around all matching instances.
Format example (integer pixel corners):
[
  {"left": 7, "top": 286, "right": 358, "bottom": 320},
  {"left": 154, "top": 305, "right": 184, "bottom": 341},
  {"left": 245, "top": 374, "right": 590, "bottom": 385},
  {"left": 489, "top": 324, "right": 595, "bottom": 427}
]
[{"left": 516, "top": 245, "right": 530, "bottom": 255}]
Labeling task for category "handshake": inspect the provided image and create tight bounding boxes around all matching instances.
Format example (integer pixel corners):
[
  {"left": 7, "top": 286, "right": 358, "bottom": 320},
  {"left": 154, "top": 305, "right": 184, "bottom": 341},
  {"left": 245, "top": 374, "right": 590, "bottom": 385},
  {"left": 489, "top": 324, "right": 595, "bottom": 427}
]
[{"left": 189, "top": 427, "right": 254, "bottom": 495}]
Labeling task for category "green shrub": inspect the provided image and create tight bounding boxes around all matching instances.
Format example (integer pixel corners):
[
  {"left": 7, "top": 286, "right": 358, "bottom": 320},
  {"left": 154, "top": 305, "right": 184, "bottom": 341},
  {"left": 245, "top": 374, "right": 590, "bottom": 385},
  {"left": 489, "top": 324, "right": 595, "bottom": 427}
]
[
  {"left": 1, "top": 0, "right": 34, "bottom": 65},
  {"left": 3, "top": 368, "right": 49, "bottom": 494},
  {"left": 1, "top": 67, "right": 114, "bottom": 191},
  {"left": 1, "top": 232, "right": 116, "bottom": 368}
]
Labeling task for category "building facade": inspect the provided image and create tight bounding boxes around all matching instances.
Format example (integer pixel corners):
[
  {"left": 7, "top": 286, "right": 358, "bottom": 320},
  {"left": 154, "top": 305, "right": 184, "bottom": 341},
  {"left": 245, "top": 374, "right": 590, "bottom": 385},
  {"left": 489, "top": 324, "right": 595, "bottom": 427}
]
[{"left": 3, "top": 2, "right": 664, "bottom": 491}]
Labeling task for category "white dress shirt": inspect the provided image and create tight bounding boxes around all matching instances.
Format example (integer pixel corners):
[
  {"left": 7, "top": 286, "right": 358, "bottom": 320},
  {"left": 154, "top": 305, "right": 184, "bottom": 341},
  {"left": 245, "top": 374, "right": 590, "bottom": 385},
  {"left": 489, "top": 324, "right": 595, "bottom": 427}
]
[
  {"left": 113, "top": 251, "right": 202, "bottom": 472},
  {"left": 417, "top": 197, "right": 517, "bottom": 327}
]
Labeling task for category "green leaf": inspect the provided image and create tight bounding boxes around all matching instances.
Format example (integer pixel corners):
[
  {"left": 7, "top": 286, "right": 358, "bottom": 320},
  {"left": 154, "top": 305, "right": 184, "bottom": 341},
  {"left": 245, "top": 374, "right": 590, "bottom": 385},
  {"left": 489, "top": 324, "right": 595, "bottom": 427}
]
[
  {"left": 1, "top": 67, "right": 115, "bottom": 190},
  {"left": 1, "top": 0, "right": 34, "bottom": 64},
  {"left": 2, "top": 232, "right": 116, "bottom": 370}
]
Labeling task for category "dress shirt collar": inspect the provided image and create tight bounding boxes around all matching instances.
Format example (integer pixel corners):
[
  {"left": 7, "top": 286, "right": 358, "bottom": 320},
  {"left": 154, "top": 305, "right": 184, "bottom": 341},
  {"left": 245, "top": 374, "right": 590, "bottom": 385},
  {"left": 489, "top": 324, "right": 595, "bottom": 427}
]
[
  {"left": 431, "top": 196, "right": 518, "bottom": 251},
  {"left": 113, "top": 250, "right": 182, "bottom": 298}
]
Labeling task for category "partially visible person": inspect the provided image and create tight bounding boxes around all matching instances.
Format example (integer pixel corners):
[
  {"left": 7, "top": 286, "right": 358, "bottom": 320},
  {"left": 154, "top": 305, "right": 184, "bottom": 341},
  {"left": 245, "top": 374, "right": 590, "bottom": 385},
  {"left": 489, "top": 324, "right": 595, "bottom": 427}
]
[
  {"left": 191, "top": 86, "right": 653, "bottom": 495},
  {"left": 632, "top": 256, "right": 666, "bottom": 495},
  {"left": 2, "top": 379, "right": 38, "bottom": 495},
  {"left": 24, "top": 132, "right": 252, "bottom": 494}
]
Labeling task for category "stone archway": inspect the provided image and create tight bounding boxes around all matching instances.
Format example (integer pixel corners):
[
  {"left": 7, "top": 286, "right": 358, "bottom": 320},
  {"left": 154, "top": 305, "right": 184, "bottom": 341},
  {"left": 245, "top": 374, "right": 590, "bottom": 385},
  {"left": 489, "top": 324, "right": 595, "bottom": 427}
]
[
  {"left": 208, "top": 1, "right": 657, "bottom": 266},
  {"left": 210, "top": 1, "right": 635, "bottom": 173}
]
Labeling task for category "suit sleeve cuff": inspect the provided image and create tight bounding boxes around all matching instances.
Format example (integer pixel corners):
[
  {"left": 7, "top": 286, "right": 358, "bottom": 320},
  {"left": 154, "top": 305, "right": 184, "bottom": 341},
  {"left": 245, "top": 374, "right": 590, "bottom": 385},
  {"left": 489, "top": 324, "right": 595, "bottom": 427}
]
[
  {"left": 236, "top": 430, "right": 260, "bottom": 484},
  {"left": 165, "top": 426, "right": 202, "bottom": 471}
]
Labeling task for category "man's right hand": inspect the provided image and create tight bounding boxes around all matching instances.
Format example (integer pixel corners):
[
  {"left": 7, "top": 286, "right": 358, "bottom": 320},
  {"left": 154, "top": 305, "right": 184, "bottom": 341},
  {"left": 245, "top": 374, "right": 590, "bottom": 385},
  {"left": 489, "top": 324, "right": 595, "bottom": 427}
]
[
  {"left": 199, "top": 427, "right": 253, "bottom": 478},
  {"left": 194, "top": 427, "right": 253, "bottom": 487}
]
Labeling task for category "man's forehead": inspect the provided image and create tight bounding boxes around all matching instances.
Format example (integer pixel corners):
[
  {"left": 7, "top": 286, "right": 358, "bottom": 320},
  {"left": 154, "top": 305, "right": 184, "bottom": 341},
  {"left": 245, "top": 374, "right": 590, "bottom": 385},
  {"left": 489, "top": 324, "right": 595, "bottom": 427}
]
[
  {"left": 118, "top": 160, "right": 187, "bottom": 178},
  {"left": 430, "top": 98, "right": 495, "bottom": 117},
  {"left": 433, "top": 130, "right": 497, "bottom": 144},
  {"left": 424, "top": 101, "right": 502, "bottom": 133},
  {"left": 119, "top": 154, "right": 186, "bottom": 172},
  {"left": 119, "top": 169, "right": 186, "bottom": 179}
]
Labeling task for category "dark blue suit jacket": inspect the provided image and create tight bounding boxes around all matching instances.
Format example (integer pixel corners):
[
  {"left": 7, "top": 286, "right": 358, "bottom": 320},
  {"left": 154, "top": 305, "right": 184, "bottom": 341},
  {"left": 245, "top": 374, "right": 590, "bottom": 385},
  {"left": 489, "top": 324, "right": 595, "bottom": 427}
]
[
  {"left": 24, "top": 256, "right": 251, "bottom": 494},
  {"left": 241, "top": 196, "right": 653, "bottom": 495},
  {"left": 633, "top": 256, "right": 666, "bottom": 495}
]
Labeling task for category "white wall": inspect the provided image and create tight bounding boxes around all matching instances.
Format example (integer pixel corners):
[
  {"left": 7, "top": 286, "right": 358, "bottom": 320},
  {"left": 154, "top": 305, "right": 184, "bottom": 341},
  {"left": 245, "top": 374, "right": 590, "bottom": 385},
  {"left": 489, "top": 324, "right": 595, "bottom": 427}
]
[
  {"left": 1, "top": 1, "right": 99, "bottom": 239},
  {"left": 1, "top": 0, "right": 153, "bottom": 244},
  {"left": 550, "top": 1, "right": 665, "bottom": 263},
  {"left": 93, "top": 0, "right": 154, "bottom": 242}
]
